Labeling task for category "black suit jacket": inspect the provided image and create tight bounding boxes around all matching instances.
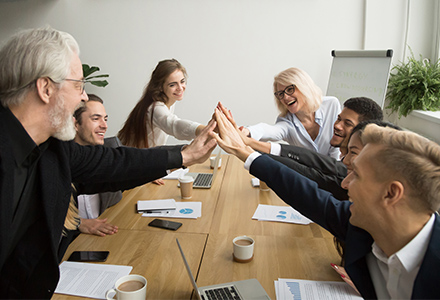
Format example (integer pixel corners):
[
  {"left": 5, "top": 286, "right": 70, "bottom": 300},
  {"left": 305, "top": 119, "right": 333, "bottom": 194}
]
[
  {"left": 268, "top": 144, "right": 348, "bottom": 200},
  {"left": 251, "top": 154, "right": 440, "bottom": 299},
  {"left": 0, "top": 107, "right": 184, "bottom": 298}
]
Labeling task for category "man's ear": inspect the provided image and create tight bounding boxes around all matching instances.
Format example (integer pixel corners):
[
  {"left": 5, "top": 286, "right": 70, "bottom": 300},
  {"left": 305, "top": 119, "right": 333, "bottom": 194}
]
[
  {"left": 384, "top": 181, "right": 405, "bottom": 207},
  {"left": 35, "top": 77, "right": 55, "bottom": 104},
  {"left": 73, "top": 117, "right": 80, "bottom": 132}
]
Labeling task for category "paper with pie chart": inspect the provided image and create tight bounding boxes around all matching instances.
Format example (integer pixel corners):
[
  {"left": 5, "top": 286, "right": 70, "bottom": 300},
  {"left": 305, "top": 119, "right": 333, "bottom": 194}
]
[
  {"left": 142, "top": 201, "right": 201, "bottom": 219},
  {"left": 252, "top": 204, "right": 312, "bottom": 225}
]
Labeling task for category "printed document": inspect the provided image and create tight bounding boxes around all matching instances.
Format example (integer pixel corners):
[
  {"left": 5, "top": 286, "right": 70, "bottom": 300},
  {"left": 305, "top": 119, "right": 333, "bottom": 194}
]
[
  {"left": 55, "top": 261, "right": 132, "bottom": 299},
  {"left": 252, "top": 204, "right": 312, "bottom": 225},
  {"left": 142, "top": 201, "right": 201, "bottom": 219},
  {"left": 275, "top": 278, "right": 362, "bottom": 300}
]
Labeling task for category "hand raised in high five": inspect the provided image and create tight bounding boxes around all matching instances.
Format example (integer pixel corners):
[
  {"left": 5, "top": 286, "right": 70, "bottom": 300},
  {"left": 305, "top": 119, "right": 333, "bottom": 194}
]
[
  {"left": 181, "top": 119, "right": 218, "bottom": 167},
  {"left": 215, "top": 102, "right": 271, "bottom": 154},
  {"left": 211, "top": 106, "right": 254, "bottom": 162}
]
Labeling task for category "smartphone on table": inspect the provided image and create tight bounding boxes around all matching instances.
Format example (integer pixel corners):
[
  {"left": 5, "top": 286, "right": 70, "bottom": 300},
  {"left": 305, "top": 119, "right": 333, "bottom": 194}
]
[
  {"left": 67, "top": 251, "right": 109, "bottom": 262},
  {"left": 148, "top": 218, "right": 182, "bottom": 231}
]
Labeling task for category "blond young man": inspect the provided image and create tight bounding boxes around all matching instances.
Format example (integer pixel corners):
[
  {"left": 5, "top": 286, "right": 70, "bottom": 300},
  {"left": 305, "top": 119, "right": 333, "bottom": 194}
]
[{"left": 213, "top": 106, "right": 440, "bottom": 299}]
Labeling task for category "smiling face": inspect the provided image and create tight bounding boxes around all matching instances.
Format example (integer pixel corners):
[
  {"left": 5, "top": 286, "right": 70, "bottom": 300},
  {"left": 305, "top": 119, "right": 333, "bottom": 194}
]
[
  {"left": 341, "top": 143, "right": 388, "bottom": 230},
  {"left": 163, "top": 69, "right": 186, "bottom": 107},
  {"left": 342, "top": 131, "right": 363, "bottom": 179},
  {"left": 330, "top": 108, "right": 360, "bottom": 148},
  {"left": 74, "top": 100, "right": 108, "bottom": 145},
  {"left": 275, "top": 83, "right": 305, "bottom": 114}
]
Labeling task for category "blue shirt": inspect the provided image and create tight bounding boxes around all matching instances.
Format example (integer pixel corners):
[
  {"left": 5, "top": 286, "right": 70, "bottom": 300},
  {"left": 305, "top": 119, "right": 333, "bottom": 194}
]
[{"left": 248, "top": 96, "right": 341, "bottom": 159}]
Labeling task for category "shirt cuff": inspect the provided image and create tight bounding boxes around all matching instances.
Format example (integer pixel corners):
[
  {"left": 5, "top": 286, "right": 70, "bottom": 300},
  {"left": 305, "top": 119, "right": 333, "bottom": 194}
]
[
  {"left": 269, "top": 142, "right": 281, "bottom": 156},
  {"left": 244, "top": 152, "right": 262, "bottom": 171}
]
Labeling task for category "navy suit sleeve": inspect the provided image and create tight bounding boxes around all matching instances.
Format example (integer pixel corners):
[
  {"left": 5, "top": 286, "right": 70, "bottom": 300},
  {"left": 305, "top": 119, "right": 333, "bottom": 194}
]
[
  {"left": 269, "top": 154, "right": 348, "bottom": 200},
  {"left": 279, "top": 144, "right": 347, "bottom": 177},
  {"left": 250, "top": 154, "right": 351, "bottom": 240}
]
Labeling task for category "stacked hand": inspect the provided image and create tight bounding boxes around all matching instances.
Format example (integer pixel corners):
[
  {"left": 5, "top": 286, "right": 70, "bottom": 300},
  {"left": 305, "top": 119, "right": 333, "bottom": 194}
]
[
  {"left": 210, "top": 102, "right": 255, "bottom": 162},
  {"left": 181, "top": 119, "right": 218, "bottom": 166}
]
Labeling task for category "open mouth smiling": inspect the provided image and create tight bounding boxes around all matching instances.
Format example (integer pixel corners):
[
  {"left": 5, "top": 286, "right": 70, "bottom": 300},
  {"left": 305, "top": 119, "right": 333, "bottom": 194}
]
[{"left": 287, "top": 100, "right": 297, "bottom": 106}]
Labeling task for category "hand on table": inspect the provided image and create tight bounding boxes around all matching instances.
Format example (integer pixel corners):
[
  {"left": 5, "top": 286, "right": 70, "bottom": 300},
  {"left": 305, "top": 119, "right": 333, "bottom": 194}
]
[
  {"left": 152, "top": 178, "right": 165, "bottom": 185},
  {"left": 330, "top": 263, "right": 360, "bottom": 295},
  {"left": 79, "top": 218, "right": 118, "bottom": 237}
]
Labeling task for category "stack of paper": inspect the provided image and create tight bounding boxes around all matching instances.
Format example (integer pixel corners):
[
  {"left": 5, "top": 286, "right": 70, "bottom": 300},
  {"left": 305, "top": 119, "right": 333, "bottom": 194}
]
[
  {"left": 137, "top": 199, "right": 177, "bottom": 213},
  {"left": 252, "top": 204, "right": 313, "bottom": 225},
  {"left": 140, "top": 200, "right": 202, "bottom": 219},
  {"left": 55, "top": 261, "right": 132, "bottom": 299},
  {"left": 275, "top": 278, "right": 362, "bottom": 300},
  {"left": 162, "top": 168, "right": 189, "bottom": 180}
]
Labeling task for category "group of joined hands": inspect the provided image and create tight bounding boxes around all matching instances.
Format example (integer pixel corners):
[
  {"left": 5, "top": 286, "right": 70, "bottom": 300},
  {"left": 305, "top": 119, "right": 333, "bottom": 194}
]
[{"left": 183, "top": 101, "right": 255, "bottom": 165}]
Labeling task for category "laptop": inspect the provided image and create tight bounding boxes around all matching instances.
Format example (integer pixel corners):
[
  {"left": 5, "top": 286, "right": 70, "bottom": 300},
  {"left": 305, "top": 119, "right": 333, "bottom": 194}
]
[
  {"left": 186, "top": 149, "right": 221, "bottom": 189},
  {"left": 176, "top": 238, "right": 270, "bottom": 300}
]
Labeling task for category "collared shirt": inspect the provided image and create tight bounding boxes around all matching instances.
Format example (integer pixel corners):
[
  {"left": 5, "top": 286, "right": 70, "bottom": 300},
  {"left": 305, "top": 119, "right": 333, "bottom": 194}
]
[
  {"left": 367, "top": 214, "right": 435, "bottom": 299},
  {"left": 78, "top": 194, "right": 101, "bottom": 219},
  {"left": 247, "top": 96, "right": 341, "bottom": 159},
  {"left": 4, "top": 108, "right": 48, "bottom": 259}
]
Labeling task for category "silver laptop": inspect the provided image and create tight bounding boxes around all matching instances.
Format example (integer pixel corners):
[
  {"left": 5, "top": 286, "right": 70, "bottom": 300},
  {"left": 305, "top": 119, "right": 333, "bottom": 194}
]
[
  {"left": 176, "top": 238, "right": 270, "bottom": 300},
  {"left": 186, "top": 149, "right": 221, "bottom": 189}
]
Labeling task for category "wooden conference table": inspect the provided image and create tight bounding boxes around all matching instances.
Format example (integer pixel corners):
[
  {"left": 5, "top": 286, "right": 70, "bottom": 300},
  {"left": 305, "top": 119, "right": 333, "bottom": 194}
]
[{"left": 54, "top": 154, "right": 342, "bottom": 300}]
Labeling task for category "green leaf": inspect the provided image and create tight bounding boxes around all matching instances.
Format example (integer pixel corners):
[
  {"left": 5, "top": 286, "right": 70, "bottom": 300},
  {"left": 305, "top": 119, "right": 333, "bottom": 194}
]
[
  {"left": 89, "top": 80, "right": 109, "bottom": 87},
  {"left": 82, "top": 64, "right": 109, "bottom": 88},
  {"left": 386, "top": 48, "right": 440, "bottom": 117}
]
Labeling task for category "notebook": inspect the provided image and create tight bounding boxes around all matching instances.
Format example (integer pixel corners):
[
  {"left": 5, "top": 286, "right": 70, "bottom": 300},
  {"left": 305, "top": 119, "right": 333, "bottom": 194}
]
[
  {"left": 186, "top": 149, "right": 221, "bottom": 189},
  {"left": 176, "top": 238, "right": 270, "bottom": 300}
]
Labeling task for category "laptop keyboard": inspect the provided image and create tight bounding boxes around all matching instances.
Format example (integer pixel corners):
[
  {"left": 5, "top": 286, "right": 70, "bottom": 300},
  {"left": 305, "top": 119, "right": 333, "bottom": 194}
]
[
  {"left": 194, "top": 173, "right": 213, "bottom": 187},
  {"left": 202, "top": 286, "right": 242, "bottom": 300}
]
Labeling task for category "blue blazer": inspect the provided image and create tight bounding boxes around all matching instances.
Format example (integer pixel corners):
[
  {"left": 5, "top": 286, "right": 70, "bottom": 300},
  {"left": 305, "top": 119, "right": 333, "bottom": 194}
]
[{"left": 250, "top": 154, "right": 440, "bottom": 300}]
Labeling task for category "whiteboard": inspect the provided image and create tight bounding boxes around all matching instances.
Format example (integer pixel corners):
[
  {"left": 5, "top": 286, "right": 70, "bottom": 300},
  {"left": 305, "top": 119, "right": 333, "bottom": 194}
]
[{"left": 326, "top": 50, "right": 393, "bottom": 109}]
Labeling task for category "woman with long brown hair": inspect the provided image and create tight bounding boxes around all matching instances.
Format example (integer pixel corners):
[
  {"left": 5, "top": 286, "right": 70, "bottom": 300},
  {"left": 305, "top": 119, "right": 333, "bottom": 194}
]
[{"left": 118, "top": 59, "right": 205, "bottom": 184}]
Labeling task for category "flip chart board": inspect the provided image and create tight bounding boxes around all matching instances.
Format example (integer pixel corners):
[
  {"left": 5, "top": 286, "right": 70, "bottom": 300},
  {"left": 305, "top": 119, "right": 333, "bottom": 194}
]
[{"left": 326, "top": 49, "right": 393, "bottom": 108}]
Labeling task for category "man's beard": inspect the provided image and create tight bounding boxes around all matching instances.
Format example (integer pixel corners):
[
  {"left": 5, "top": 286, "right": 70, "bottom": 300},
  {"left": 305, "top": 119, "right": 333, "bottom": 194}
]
[{"left": 49, "top": 95, "right": 77, "bottom": 141}]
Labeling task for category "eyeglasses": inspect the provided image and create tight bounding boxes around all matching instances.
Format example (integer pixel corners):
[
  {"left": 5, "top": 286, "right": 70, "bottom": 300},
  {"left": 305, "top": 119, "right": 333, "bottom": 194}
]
[
  {"left": 65, "top": 78, "right": 88, "bottom": 95},
  {"left": 274, "top": 84, "right": 296, "bottom": 101}
]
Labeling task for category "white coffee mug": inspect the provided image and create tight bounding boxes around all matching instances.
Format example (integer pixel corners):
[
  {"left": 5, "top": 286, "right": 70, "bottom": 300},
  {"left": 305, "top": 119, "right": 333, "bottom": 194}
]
[
  {"left": 233, "top": 236, "right": 255, "bottom": 263},
  {"left": 106, "top": 274, "right": 147, "bottom": 300},
  {"left": 210, "top": 156, "right": 222, "bottom": 169}
]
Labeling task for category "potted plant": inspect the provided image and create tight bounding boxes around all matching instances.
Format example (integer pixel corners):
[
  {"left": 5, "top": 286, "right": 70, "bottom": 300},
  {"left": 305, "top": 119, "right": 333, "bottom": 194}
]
[
  {"left": 386, "top": 51, "right": 440, "bottom": 118},
  {"left": 82, "top": 64, "right": 109, "bottom": 87}
]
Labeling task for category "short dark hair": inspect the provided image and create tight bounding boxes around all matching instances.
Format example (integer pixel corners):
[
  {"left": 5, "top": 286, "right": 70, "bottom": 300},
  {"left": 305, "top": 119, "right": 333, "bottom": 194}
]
[
  {"left": 73, "top": 94, "right": 104, "bottom": 125},
  {"left": 343, "top": 97, "right": 383, "bottom": 122},
  {"left": 350, "top": 120, "right": 401, "bottom": 141}
]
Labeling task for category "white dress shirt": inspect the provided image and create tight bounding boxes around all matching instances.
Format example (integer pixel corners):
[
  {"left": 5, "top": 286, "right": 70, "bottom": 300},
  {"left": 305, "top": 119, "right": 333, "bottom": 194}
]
[
  {"left": 247, "top": 96, "right": 341, "bottom": 159},
  {"left": 147, "top": 101, "right": 200, "bottom": 147},
  {"left": 367, "top": 214, "right": 435, "bottom": 299},
  {"left": 78, "top": 194, "right": 101, "bottom": 219}
]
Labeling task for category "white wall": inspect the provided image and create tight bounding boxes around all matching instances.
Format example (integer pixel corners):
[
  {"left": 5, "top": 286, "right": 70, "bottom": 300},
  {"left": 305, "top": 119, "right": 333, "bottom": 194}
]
[{"left": 0, "top": 0, "right": 438, "bottom": 143}]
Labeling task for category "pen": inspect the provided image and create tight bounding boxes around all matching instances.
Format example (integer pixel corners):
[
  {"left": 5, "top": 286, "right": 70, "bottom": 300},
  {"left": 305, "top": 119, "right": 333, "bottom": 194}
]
[{"left": 143, "top": 210, "right": 171, "bottom": 214}]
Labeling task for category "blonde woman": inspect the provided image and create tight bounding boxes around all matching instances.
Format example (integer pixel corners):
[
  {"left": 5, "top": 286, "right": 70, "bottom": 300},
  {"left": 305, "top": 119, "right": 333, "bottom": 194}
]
[{"left": 243, "top": 67, "right": 341, "bottom": 159}]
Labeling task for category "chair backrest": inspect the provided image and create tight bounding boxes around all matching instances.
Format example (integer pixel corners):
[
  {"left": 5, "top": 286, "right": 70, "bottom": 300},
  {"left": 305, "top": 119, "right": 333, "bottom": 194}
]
[{"left": 103, "top": 136, "right": 122, "bottom": 148}]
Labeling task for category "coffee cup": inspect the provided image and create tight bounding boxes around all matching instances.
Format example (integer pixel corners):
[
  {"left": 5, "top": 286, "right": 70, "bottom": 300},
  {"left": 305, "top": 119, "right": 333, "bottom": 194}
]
[
  {"left": 233, "top": 236, "right": 255, "bottom": 263},
  {"left": 259, "top": 180, "right": 270, "bottom": 191},
  {"left": 178, "top": 176, "right": 194, "bottom": 199},
  {"left": 210, "top": 156, "right": 222, "bottom": 169},
  {"left": 105, "top": 274, "right": 147, "bottom": 300}
]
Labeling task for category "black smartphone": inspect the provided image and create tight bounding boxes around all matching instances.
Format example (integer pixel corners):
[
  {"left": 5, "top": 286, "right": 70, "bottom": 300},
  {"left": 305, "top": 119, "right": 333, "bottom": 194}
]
[
  {"left": 67, "top": 251, "right": 109, "bottom": 262},
  {"left": 148, "top": 218, "right": 182, "bottom": 231}
]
